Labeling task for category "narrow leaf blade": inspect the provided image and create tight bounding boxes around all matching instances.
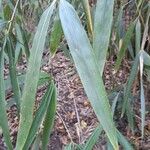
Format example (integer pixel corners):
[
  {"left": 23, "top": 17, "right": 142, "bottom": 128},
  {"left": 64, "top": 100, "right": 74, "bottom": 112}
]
[
  {"left": 41, "top": 85, "right": 57, "bottom": 150},
  {"left": 23, "top": 82, "right": 55, "bottom": 150},
  {"left": 16, "top": 1, "right": 56, "bottom": 149},
  {"left": 0, "top": 44, "right": 13, "bottom": 150},
  {"left": 115, "top": 20, "right": 137, "bottom": 70},
  {"left": 59, "top": 1, "right": 118, "bottom": 149},
  {"left": 93, "top": 0, "right": 115, "bottom": 75}
]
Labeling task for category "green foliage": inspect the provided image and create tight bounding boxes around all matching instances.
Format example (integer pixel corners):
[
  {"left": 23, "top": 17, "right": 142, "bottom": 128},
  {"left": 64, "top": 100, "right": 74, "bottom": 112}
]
[
  {"left": 50, "top": 15, "right": 63, "bottom": 56},
  {"left": 0, "top": 0, "right": 57, "bottom": 149},
  {"left": 59, "top": 0, "right": 118, "bottom": 149},
  {"left": 23, "top": 81, "right": 56, "bottom": 150},
  {"left": 93, "top": 0, "right": 115, "bottom": 75},
  {"left": 16, "top": 1, "right": 57, "bottom": 149},
  {"left": 0, "top": 0, "right": 149, "bottom": 150},
  {"left": 115, "top": 20, "right": 137, "bottom": 70},
  {"left": 0, "top": 41, "right": 13, "bottom": 150},
  {"left": 5, "top": 37, "right": 21, "bottom": 112},
  {"left": 41, "top": 84, "right": 57, "bottom": 150}
]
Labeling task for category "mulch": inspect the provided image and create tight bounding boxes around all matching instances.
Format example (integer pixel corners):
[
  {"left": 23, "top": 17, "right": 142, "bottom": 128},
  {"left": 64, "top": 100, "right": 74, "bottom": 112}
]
[{"left": 0, "top": 49, "right": 150, "bottom": 149}]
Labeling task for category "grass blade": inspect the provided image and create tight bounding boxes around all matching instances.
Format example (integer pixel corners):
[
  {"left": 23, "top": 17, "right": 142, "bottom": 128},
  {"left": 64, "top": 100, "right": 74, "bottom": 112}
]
[
  {"left": 16, "top": 1, "right": 56, "bottom": 149},
  {"left": 22, "top": 81, "right": 55, "bottom": 150},
  {"left": 41, "top": 84, "right": 57, "bottom": 150},
  {"left": 31, "top": 135, "right": 40, "bottom": 150},
  {"left": 117, "top": 131, "right": 133, "bottom": 150},
  {"left": 0, "top": 43, "right": 13, "bottom": 150},
  {"left": 83, "top": 125, "right": 103, "bottom": 150},
  {"left": 107, "top": 140, "right": 114, "bottom": 150},
  {"left": 93, "top": 0, "right": 114, "bottom": 75},
  {"left": 116, "top": 7, "right": 124, "bottom": 39},
  {"left": 50, "top": 15, "right": 63, "bottom": 56},
  {"left": 135, "top": 19, "right": 141, "bottom": 54},
  {"left": 5, "top": 37, "right": 21, "bottom": 112},
  {"left": 15, "top": 23, "right": 30, "bottom": 59},
  {"left": 59, "top": 1, "right": 118, "bottom": 149},
  {"left": 112, "top": 93, "right": 119, "bottom": 117},
  {"left": 115, "top": 20, "right": 137, "bottom": 70},
  {"left": 83, "top": 98, "right": 133, "bottom": 150},
  {"left": 142, "top": 50, "right": 150, "bottom": 66},
  {"left": 122, "top": 54, "right": 140, "bottom": 131}
]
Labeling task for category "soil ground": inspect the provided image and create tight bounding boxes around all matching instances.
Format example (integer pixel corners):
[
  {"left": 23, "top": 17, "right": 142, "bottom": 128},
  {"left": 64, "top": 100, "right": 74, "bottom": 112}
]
[{"left": 1, "top": 50, "right": 149, "bottom": 149}]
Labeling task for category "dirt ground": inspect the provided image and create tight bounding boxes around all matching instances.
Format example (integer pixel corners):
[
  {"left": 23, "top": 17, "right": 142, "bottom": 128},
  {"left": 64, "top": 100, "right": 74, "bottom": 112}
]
[{"left": 0, "top": 49, "right": 150, "bottom": 149}]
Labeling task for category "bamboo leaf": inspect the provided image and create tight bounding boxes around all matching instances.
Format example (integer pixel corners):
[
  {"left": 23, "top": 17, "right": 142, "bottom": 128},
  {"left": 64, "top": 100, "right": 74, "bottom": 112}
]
[
  {"left": 142, "top": 50, "right": 150, "bottom": 66},
  {"left": 93, "top": 0, "right": 115, "bottom": 75},
  {"left": 117, "top": 131, "right": 133, "bottom": 150},
  {"left": 83, "top": 125, "right": 103, "bottom": 150},
  {"left": 15, "top": 23, "right": 30, "bottom": 59},
  {"left": 50, "top": 15, "right": 63, "bottom": 56},
  {"left": 22, "top": 82, "right": 55, "bottom": 150},
  {"left": 122, "top": 54, "right": 140, "bottom": 130},
  {"left": 16, "top": 1, "right": 56, "bottom": 149},
  {"left": 107, "top": 140, "right": 114, "bottom": 150},
  {"left": 31, "top": 135, "right": 40, "bottom": 150},
  {"left": 135, "top": 19, "right": 141, "bottom": 54},
  {"left": 41, "top": 84, "right": 57, "bottom": 150},
  {"left": 59, "top": 1, "right": 118, "bottom": 149},
  {"left": 82, "top": 98, "right": 133, "bottom": 150},
  {"left": 112, "top": 93, "right": 119, "bottom": 117},
  {"left": 115, "top": 20, "right": 137, "bottom": 70},
  {"left": 116, "top": 7, "right": 124, "bottom": 39},
  {"left": 5, "top": 71, "right": 51, "bottom": 92},
  {"left": 5, "top": 37, "right": 21, "bottom": 112},
  {"left": 0, "top": 43, "right": 13, "bottom": 150}
]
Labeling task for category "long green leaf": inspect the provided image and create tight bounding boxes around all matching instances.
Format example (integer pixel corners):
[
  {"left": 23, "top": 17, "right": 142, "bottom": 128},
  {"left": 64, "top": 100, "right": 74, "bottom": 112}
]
[
  {"left": 107, "top": 131, "right": 133, "bottom": 150},
  {"left": 15, "top": 23, "right": 30, "bottom": 59},
  {"left": 50, "top": 15, "right": 63, "bottom": 56},
  {"left": 5, "top": 37, "right": 21, "bottom": 112},
  {"left": 16, "top": 1, "right": 56, "bottom": 149},
  {"left": 116, "top": 7, "right": 124, "bottom": 39},
  {"left": 23, "top": 82, "right": 55, "bottom": 150},
  {"left": 31, "top": 135, "right": 40, "bottom": 150},
  {"left": 41, "top": 85, "right": 57, "bottom": 150},
  {"left": 117, "top": 131, "right": 133, "bottom": 150},
  {"left": 142, "top": 50, "right": 150, "bottom": 66},
  {"left": 82, "top": 90, "right": 133, "bottom": 150},
  {"left": 107, "top": 140, "right": 114, "bottom": 150},
  {"left": 112, "top": 93, "right": 119, "bottom": 117},
  {"left": 93, "top": 0, "right": 114, "bottom": 75},
  {"left": 135, "top": 19, "right": 141, "bottom": 54},
  {"left": 5, "top": 71, "right": 52, "bottom": 92},
  {"left": 59, "top": 1, "right": 118, "bottom": 149},
  {"left": 0, "top": 43, "right": 13, "bottom": 150},
  {"left": 83, "top": 125, "right": 103, "bottom": 150},
  {"left": 115, "top": 20, "right": 137, "bottom": 70},
  {"left": 83, "top": 128, "right": 133, "bottom": 150},
  {"left": 122, "top": 54, "right": 140, "bottom": 131}
]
